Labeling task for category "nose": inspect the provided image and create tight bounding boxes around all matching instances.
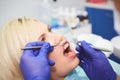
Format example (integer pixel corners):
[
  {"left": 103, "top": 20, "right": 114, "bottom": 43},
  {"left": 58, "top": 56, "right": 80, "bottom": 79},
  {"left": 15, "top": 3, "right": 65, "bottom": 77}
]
[{"left": 56, "top": 34, "right": 63, "bottom": 40}]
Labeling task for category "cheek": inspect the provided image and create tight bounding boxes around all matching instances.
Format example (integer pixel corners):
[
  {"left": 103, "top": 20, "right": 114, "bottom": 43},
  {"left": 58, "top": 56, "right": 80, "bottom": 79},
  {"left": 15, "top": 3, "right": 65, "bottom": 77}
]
[
  {"left": 46, "top": 40, "right": 54, "bottom": 45},
  {"left": 48, "top": 49, "right": 63, "bottom": 63},
  {"left": 48, "top": 50, "right": 69, "bottom": 75},
  {"left": 56, "top": 57, "right": 79, "bottom": 76},
  {"left": 45, "top": 37, "right": 60, "bottom": 45}
]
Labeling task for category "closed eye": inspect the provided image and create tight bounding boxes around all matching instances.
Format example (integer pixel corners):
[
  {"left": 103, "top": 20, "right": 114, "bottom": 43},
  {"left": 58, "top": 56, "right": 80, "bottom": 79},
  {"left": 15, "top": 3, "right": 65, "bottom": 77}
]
[{"left": 38, "top": 33, "right": 45, "bottom": 41}]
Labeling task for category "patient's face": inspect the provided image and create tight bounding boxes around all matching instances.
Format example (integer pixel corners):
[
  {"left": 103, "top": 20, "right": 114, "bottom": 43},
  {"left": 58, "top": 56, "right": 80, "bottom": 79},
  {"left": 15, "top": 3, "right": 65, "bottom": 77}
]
[{"left": 39, "top": 32, "right": 79, "bottom": 78}]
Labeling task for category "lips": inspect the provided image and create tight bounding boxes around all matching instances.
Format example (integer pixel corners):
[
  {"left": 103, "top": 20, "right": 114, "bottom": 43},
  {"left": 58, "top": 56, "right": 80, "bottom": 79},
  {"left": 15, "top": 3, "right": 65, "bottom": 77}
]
[{"left": 62, "top": 41, "right": 76, "bottom": 58}]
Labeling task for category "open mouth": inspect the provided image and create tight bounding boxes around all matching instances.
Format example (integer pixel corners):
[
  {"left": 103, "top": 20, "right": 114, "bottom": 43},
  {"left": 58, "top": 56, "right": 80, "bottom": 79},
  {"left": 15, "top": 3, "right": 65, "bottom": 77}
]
[
  {"left": 63, "top": 41, "right": 74, "bottom": 55},
  {"left": 63, "top": 41, "right": 76, "bottom": 58},
  {"left": 63, "top": 42, "right": 70, "bottom": 54}
]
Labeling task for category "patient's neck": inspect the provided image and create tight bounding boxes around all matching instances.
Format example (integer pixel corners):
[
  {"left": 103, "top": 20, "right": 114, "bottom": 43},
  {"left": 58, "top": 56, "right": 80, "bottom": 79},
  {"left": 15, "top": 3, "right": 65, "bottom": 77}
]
[
  {"left": 50, "top": 74, "right": 64, "bottom": 80},
  {"left": 50, "top": 77, "right": 64, "bottom": 80}
]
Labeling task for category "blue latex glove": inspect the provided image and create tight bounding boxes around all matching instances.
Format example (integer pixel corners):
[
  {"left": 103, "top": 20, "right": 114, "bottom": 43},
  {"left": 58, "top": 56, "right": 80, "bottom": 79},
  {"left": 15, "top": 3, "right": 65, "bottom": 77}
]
[
  {"left": 76, "top": 41, "right": 116, "bottom": 80},
  {"left": 20, "top": 41, "right": 55, "bottom": 80}
]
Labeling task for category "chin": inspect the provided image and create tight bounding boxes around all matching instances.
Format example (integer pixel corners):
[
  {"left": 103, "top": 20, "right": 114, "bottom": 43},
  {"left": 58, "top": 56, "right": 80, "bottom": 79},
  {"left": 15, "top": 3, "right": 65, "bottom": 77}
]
[{"left": 72, "top": 57, "right": 80, "bottom": 68}]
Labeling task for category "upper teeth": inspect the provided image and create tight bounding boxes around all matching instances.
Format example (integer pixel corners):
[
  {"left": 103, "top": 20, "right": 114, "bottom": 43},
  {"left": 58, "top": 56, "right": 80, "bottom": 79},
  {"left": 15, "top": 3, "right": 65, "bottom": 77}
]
[{"left": 64, "top": 43, "right": 69, "bottom": 50}]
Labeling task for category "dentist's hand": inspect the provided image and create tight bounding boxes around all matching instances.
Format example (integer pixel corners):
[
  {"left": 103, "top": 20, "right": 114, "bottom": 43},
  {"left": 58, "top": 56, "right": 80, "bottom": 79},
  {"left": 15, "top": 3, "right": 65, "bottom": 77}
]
[
  {"left": 76, "top": 41, "right": 116, "bottom": 80},
  {"left": 20, "top": 41, "right": 55, "bottom": 80}
]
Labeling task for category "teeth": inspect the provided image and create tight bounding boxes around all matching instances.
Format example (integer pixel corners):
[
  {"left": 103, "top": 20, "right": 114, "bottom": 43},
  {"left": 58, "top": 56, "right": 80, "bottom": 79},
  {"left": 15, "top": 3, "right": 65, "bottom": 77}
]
[
  {"left": 68, "top": 52, "right": 71, "bottom": 54},
  {"left": 64, "top": 43, "right": 69, "bottom": 50}
]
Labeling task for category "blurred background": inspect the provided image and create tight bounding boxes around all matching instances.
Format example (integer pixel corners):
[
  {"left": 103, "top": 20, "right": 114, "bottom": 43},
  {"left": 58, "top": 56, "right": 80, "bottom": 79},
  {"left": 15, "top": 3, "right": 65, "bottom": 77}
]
[{"left": 0, "top": 0, "right": 120, "bottom": 64}]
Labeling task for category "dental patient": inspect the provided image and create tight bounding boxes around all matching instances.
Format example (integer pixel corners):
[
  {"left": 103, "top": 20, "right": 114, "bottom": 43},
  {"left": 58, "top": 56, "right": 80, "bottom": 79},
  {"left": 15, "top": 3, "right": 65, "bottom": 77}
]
[
  {"left": 38, "top": 32, "right": 79, "bottom": 80},
  {"left": 0, "top": 17, "right": 80, "bottom": 80}
]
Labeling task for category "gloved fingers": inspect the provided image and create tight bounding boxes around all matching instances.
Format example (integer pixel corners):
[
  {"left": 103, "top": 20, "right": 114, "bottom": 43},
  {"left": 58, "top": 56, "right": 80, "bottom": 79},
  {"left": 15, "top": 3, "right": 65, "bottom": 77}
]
[
  {"left": 22, "top": 41, "right": 46, "bottom": 57},
  {"left": 31, "top": 42, "right": 53, "bottom": 56},
  {"left": 77, "top": 41, "right": 92, "bottom": 46},
  {"left": 76, "top": 53, "right": 85, "bottom": 66},
  {"left": 76, "top": 53, "right": 86, "bottom": 68},
  {"left": 25, "top": 41, "right": 45, "bottom": 47},
  {"left": 76, "top": 43, "right": 88, "bottom": 58},
  {"left": 76, "top": 41, "right": 92, "bottom": 52},
  {"left": 33, "top": 50, "right": 39, "bottom": 56},
  {"left": 76, "top": 45, "right": 82, "bottom": 52},
  {"left": 48, "top": 59, "right": 55, "bottom": 66},
  {"left": 76, "top": 41, "right": 94, "bottom": 57},
  {"left": 80, "top": 41, "right": 97, "bottom": 58},
  {"left": 79, "top": 60, "right": 86, "bottom": 68},
  {"left": 38, "top": 42, "right": 53, "bottom": 57},
  {"left": 76, "top": 53, "right": 83, "bottom": 59}
]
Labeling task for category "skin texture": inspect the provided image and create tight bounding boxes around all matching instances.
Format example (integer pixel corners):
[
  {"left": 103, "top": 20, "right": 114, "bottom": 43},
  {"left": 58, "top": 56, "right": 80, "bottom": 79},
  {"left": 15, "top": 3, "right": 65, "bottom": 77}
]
[
  {"left": 39, "top": 32, "right": 79, "bottom": 80},
  {"left": 117, "top": 76, "right": 120, "bottom": 80}
]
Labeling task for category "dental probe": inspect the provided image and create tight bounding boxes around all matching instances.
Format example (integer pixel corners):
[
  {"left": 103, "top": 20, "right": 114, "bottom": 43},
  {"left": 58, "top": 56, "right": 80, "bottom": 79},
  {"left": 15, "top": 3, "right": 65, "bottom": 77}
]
[
  {"left": 21, "top": 43, "right": 112, "bottom": 52},
  {"left": 77, "top": 43, "right": 112, "bottom": 52},
  {"left": 21, "top": 45, "right": 61, "bottom": 50}
]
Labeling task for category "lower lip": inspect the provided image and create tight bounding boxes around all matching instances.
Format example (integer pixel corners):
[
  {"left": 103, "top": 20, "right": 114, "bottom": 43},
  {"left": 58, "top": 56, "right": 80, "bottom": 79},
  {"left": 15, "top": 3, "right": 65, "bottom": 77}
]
[{"left": 70, "top": 53, "right": 76, "bottom": 58}]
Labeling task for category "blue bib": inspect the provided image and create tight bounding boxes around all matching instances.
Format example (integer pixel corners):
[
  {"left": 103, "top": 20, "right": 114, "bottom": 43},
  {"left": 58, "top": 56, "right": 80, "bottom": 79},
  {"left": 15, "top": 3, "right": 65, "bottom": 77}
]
[{"left": 65, "top": 66, "right": 89, "bottom": 80}]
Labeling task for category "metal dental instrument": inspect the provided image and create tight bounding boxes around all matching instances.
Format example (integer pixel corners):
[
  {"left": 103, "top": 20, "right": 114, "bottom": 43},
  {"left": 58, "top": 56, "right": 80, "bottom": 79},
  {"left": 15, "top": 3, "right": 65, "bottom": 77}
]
[
  {"left": 21, "top": 45, "right": 61, "bottom": 50},
  {"left": 21, "top": 42, "right": 112, "bottom": 52},
  {"left": 77, "top": 42, "right": 112, "bottom": 52}
]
